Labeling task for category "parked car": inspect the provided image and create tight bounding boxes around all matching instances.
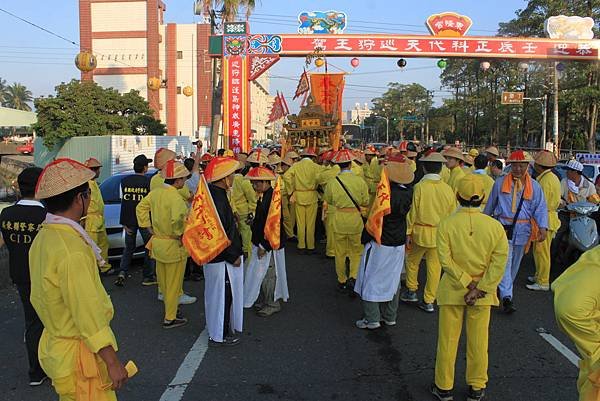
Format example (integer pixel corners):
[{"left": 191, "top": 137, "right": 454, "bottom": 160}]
[
  {"left": 99, "top": 170, "right": 157, "bottom": 261},
  {"left": 16, "top": 142, "right": 34, "bottom": 155}
]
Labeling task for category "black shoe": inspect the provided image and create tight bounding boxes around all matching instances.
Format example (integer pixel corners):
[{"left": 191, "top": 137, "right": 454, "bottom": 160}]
[
  {"left": 346, "top": 278, "right": 357, "bottom": 298},
  {"left": 297, "top": 248, "right": 306, "bottom": 255},
  {"left": 142, "top": 276, "right": 158, "bottom": 286},
  {"left": 224, "top": 335, "right": 241, "bottom": 346},
  {"left": 467, "top": 386, "right": 485, "bottom": 401},
  {"left": 502, "top": 297, "right": 516, "bottom": 314},
  {"left": 163, "top": 317, "right": 188, "bottom": 329},
  {"left": 29, "top": 374, "right": 48, "bottom": 387},
  {"left": 337, "top": 282, "right": 347, "bottom": 293},
  {"left": 114, "top": 273, "right": 126, "bottom": 287},
  {"left": 430, "top": 384, "right": 454, "bottom": 401},
  {"left": 306, "top": 248, "right": 317, "bottom": 255}
]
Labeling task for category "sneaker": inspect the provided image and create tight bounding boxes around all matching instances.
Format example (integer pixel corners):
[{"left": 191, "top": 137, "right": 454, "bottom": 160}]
[
  {"left": 502, "top": 297, "right": 516, "bottom": 314},
  {"left": 208, "top": 338, "right": 224, "bottom": 347},
  {"left": 467, "top": 386, "right": 486, "bottom": 401},
  {"left": 383, "top": 320, "right": 396, "bottom": 326},
  {"left": 29, "top": 374, "right": 48, "bottom": 387},
  {"left": 257, "top": 303, "right": 281, "bottom": 317},
  {"left": 224, "top": 335, "right": 241, "bottom": 346},
  {"left": 419, "top": 302, "right": 435, "bottom": 313},
  {"left": 400, "top": 290, "right": 418, "bottom": 303},
  {"left": 346, "top": 278, "right": 357, "bottom": 298},
  {"left": 163, "top": 317, "right": 188, "bottom": 329},
  {"left": 253, "top": 302, "right": 265, "bottom": 311},
  {"left": 114, "top": 273, "right": 126, "bottom": 287},
  {"left": 142, "top": 276, "right": 158, "bottom": 286},
  {"left": 527, "top": 275, "right": 536, "bottom": 284},
  {"left": 526, "top": 282, "right": 550, "bottom": 291},
  {"left": 179, "top": 293, "right": 197, "bottom": 305},
  {"left": 430, "top": 384, "right": 454, "bottom": 401},
  {"left": 337, "top": 282, "right": 347, "bottom": 293},
  {"left": 355, "top": 318, "right": 381, "bottom": 330}
]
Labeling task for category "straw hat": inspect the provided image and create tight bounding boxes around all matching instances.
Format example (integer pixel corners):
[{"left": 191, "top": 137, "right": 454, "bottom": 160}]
[
  {"left": 331, "top": 149, "right": 355, "bottom": 164},
  {"left": 354, "top": 151, "right": 367, "bottom": 165},
  {"left": 268, "top": 153, "right": 282, "bottom": 165},
  {"left": 35, "top": 158, "right": 96, "bottom": 200},
  {"left": 385, "top": 154, "right": 414, "bottom": 184},
  {"left": 300, "top": 148, "right": 317, "bottom": 157},
  {"left": 419, "top": 152, "right": 447, "bottom": 163},
  {"left": 281, "top": 156, "right": 294, "bottom": 167},
  {"left": 464, "top": 155, "right": 474, "bottom": 166},
  {"left": 457, "top": 174, "right": 485, "bottom": 202},
  {"left": 485, "top": 146, "right": 500, "bottom": 157},
  {"left": 200, "top": 153, "right": 214, "bottom": 162},
  {"left": 224, "top": 149, "right": 235, "bottom": 158},
  {"left": 203, "top": 156, "right": 240, "bottom": 183},
  {"left": 469, "top": 148, "right": 480, "bottom": 158},
  {"left": 442, "top": 147, "right": 465, "bottom": 161},
  {"left": 398, "top": 141, "right": 409, "bottom": 152},
  {"left": 247, "top": 149, "right": 269, "bottom": 165},
  {"left": 85, "top": 158, "right": 102, "bottom": 168},
  {"left": 160, "top": 160, "right": 190, "bottom": 180},
  {"left": 246, "top": 166, "right": 276, "bottom": 181},
  {"left": 236, "top": 153, "right": 248, "bottom": 164},
  {"left": 286, "top": 150, "right": 300, "bottom": 159},
  {"left": 154, "top": 148, "right": 176, "bottom": 169},
  {"left": 506, "top": 150, "right": 532, "bottom": 164},
  {"left": 364, "top": 147, "right": 377, "bottom": 156},
  {"left": 534, "top": 150, "right": 557, "bottom": 168}
]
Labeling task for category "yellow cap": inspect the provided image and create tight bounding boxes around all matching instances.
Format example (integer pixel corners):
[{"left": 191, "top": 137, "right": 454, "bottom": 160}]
[{"left": 457, "top": 174, "right": 485, "bottom": 202}]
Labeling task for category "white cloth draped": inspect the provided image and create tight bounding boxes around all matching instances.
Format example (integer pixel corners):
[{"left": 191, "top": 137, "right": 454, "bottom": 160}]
[
  {"left": 203, "top": 260, "right": 244, "bottom": 342},
  {"left": 243, "top": 245, "right": 289, "bottom": 308},
  {"left": 355, "top": 241, "right": 405, "bottom": 302}
]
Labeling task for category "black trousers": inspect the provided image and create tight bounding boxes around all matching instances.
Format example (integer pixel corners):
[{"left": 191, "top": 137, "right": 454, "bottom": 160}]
[
  {"left": 16, "top": 283, "right": 45, "bottom": 380},
  {"left": 223, "top": 270, "right": 233, "bottom": 339}
]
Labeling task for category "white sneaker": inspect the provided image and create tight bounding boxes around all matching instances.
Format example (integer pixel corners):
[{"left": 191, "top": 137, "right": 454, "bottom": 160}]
[
  {"left": 179, "top": 293, "right": 197, "bottom": 305},
  {"left": 383, "top": 320, "right": 396, "bottom": 326},
  {"left": 355, "top": 319, "right": 381, "bottom": 330},
  {"left": 527, "top": 276, "right": 536, "bottom": 284},
  {"left": 526, "top": 283, "right": 550, "bottom": 291}
]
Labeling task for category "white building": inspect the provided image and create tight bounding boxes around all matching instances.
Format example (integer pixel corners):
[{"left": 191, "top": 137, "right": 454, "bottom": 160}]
[{"left": 344, "top": 103, "right": 372, "bottom": 124}]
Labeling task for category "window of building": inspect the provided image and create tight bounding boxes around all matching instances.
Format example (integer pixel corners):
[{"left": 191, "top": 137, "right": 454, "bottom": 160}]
[
  {"left": 177, "top": 51, "right": 183, "bottom": 59},
  {"left": 177, "top": 86, "right": 182, "bottom": 94}
]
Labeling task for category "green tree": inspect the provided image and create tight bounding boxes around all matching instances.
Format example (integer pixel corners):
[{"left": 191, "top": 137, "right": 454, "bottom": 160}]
[
  {"left": 3, "top": 82, "right": 33, "bottom": 111},
  {"left": 33, "top": 80, "right": 166, "bottom": 149},
  {"left": 0, "top": 78, "right": 7, "bottom": 105}
]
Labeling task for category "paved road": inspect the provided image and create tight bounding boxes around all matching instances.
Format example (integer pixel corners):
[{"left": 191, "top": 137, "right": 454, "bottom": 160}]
[{"left": 1, "top": 245, "right": 579, "bottom": 401}]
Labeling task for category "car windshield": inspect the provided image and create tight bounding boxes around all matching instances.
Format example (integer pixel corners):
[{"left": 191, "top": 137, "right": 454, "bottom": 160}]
[
  {"left": 583, "top": 165, "right": 595, "bottom": 179},
  {"left": 99, "top": 171, "right": 157, "bottom": 204}
]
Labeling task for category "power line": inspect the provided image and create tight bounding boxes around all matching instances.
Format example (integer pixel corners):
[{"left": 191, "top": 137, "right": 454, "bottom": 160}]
[{"left": 0, "top": 7, "right": 77, "bottom": 46}]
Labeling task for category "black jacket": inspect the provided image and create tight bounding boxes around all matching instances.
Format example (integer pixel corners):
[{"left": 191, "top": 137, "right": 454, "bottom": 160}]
[
  {"left": 362, "top": 183, "right": 413, "bottom": 246},
  {"left": 208, "top": 184, "right": 243, "bottom": 264},
  {"left": 251, "top": 187, "right": 286, "bottom": 251}
]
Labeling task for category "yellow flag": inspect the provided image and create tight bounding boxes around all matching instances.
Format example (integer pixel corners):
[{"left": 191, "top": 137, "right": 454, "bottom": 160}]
[
  {"left": 264, "top": 176, "right": 282, "bottom": 250},
  {"left": 183, "top": 174, "right": 231, "bottom": 265},
  {"left": 365, "top": 168, "right": 391, "bottom": 244}
]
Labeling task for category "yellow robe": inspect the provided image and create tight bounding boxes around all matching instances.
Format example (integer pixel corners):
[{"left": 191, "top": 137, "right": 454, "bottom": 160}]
[
  {"left": 137, "top": 185, "right": 188, "bottom": 321},
  {"left": 533, "top": 169, "right": 562, "bottom": 286},
  {"left": 29, "top": 223, "right": 118, "bottom": 401},
  {"left": 323, "top": 170, "right": 369, "bottom": 284},
  {"left": 284, "top": 158, "right": 330, "bottom": 250},
  {"left": 472, "top": 172, "right": 495, "bottom": 207},
  {"left": 363, "top": 157, "right": 378, "bottom": 206},
  {"left": 446, "top": 166, "right": 466, "bottom": 192},
  {"left": 441, "top": 165, "right": 451, "bottom": 183},
  {"left": 405, "top": 176, "right": 457, "bottom": 303},
  {"left": 85, "top": 179, "right": 111, "bottom": 272},
  {"left": 281, "top": 169, "right": 296, "bottom": 239},
  {"left": 553, "top": 247, "right": 600, "bottom": 401},
  {"left": 434, "top": 208, "right": 508, "bottom": 391},
  {"left": 231, "top": 174, "right": 257, "bottom": 255}
]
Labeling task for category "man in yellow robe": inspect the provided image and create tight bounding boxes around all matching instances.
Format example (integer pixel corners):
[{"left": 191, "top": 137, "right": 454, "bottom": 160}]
[
  {"left": 231, "top": 165, "right": 257, "bottom": 258},
  {"left": 442, "top": 147, "right": 466, "bottom": 192},
  {"left": 30, "top": 158, "right": 129, "bottom": 401},
  {"left": 323, "top": 150, "right": 369, "bottom": 293},
  {"left": 403, "top": 152, "right": 456, "bottom": 312},
  {"left": 553, "top": 246, "right": 600, "bottom": 401},
  {"left": 150, "top": 148, "right": 192, "bottom": 202},
  {"left": 83, "top": 158, "right": 112, "bottom": 274},
  {"left": 432, "top": 174, "right": 508, "bottom": 401},
  {"left": 137, "top": 161, "right": 190, "bottom": 328},
  {"left": 528, "top": 150, "right": 562, "bottom": 291}
]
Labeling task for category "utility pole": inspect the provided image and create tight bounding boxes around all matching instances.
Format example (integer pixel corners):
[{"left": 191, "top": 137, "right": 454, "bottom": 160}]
[
  {"left": 542, "top": 94, "right": 548, "bottom": 149},
  {"left": 553, "top": 62, "right": 560, "bottom": 156}
]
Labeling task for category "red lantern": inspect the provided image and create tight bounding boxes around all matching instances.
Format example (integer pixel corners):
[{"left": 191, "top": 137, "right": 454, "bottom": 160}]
[{"left": 350, "top": 58, "right": 359, "bottom": 68}]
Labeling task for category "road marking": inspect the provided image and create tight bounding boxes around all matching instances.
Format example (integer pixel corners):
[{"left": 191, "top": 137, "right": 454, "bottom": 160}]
[
  {"left": 159, "top": 329, "right": 209, "bottom": 401},
  {"left": 538, "top": 330, "right": 580, "bottom": 368}
]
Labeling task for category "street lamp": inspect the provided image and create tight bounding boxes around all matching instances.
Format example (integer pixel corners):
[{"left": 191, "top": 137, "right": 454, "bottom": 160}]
[{"left": 373, "top": 115, "right": 389, "bottom": 144}]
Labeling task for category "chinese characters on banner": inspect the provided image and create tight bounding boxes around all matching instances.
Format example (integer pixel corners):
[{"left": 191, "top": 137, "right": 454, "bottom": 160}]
[
  {"left": 223, "top": 55, "right": 250, "bottom": 153},
  {"left": 276, "top": 35, "right": 599, "bottom": 60}
]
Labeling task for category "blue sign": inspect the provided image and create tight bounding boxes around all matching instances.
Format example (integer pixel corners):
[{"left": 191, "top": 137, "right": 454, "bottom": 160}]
[{"left": 298, "top": 11, "right": 347, "bottom": 35}]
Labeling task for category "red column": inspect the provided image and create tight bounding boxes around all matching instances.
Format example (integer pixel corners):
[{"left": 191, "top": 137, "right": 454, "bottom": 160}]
[
  {"left": 79, "top": 0, "right": 93, "bottom": 81},
  {"left": 146, "top": 0, "right": 160, "bottom": 119},
  {"left": 166, "top": 24, "right": 177, "bottom": 136}
]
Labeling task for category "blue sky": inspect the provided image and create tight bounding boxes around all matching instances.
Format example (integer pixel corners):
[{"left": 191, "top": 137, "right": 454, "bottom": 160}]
[{"left": 1, "top": 0, "right": 528, "bottom": 110}]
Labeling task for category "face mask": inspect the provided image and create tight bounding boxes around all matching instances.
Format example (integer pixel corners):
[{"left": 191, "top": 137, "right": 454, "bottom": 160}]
[{"left": 567, "top": 179, "right": 580, "bottom": 194}]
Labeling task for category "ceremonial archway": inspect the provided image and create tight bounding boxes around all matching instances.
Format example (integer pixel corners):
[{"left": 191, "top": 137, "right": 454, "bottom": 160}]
[{"left": 208, "top": 13, "right": 600, "bottom": 153}]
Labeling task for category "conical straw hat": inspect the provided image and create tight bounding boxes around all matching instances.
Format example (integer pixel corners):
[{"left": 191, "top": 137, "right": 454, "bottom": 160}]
[{"left": 35, "top": 158, "right": 96, "bottom": 199}]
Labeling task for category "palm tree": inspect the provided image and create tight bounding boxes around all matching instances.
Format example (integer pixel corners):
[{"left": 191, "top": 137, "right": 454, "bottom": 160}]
[
  {"left": 3, "top": 83, "right": 33, "bottom": 111},
  {"left": 202, "top": 0, "right": 257, "bottom": 150},
  {"left": 0, "top": 77, "right": 7, "bottom": 106}
]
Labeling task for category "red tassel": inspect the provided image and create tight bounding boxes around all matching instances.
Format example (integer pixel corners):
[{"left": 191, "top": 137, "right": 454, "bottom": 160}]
[{"left": 165, "top": 159, "right": 175, "bottom": 178}]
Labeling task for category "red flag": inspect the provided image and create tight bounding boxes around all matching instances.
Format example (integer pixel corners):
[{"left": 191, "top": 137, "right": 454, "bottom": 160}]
[
  {"left": 365, "top": 168, "right": 392, "bottom": 244},
  {"left": 293, "top": 69, "right": 310, "bottom": 100},
  {"left": 264, "top": 177, "right": 282, "bottom": 250},
  {"left": 279, "top": 91, "right": 289, "bottom": 116},
  {"left": 182, "top": 174, "right": 231, "bottom": 265},
  {"left": 267, "top": 94, "right": 284, "bottom": 124}
]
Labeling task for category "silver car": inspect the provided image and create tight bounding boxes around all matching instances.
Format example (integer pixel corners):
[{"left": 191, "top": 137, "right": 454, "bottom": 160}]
[{"left": 99, "top": 170, "right": 157, "bottom": 261}]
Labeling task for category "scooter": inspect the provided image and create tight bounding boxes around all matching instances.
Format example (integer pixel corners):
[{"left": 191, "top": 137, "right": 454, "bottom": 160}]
[{"left": 555, "top": 201, "right": 599, "bottom": 270}]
